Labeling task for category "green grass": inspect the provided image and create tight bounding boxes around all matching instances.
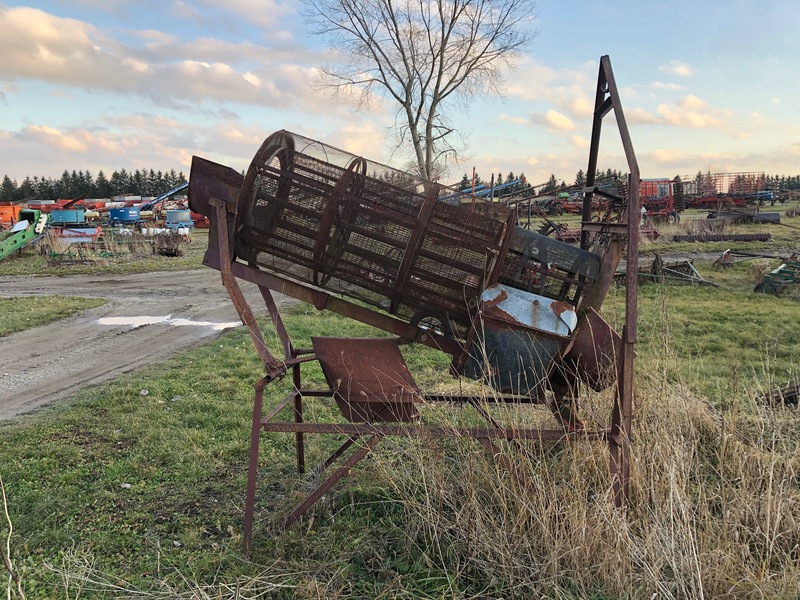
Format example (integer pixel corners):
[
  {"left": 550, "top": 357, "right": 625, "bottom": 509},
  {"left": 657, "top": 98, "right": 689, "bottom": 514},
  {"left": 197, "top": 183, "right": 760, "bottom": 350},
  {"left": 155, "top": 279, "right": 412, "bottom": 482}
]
[
  {"left": 0, "top": 282, "right": 798, "bottom": 597},
  {"left": 1, "top": 210, "right": 799, "bottom": 597},
  {"left": 0, "top": 306, "right": 460, "bottom": 598},
  {"left": 0, "top": 296, "right": 107, "bottom": 337},
  {"left": 604, "top": 281, "right": 800, "bottom": 404}
]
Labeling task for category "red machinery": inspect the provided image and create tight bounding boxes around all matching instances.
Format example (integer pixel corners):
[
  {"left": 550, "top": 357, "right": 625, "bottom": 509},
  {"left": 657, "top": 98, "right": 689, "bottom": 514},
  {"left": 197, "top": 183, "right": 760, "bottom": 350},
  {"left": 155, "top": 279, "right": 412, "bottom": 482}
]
[
  {"left": 27, "top": 195, "right": 86, "bottom": 213},
  {"left": 640, "top": 177, "right": 682, "bottom": 223},
  {"left": 684, "top": 172, "right": 767, "bottom": 209},
  {"left": 641, "top": 172, "right": 769, "bottom": 219},
  {"left": 189, "top": 56, "right": 640, "bottom": 551}
]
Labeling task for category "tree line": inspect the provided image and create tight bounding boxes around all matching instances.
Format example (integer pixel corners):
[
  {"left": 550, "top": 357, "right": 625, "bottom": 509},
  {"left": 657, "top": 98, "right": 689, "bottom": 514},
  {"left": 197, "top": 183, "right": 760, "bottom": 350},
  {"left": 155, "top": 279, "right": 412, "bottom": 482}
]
[
  {"left": 0, "top": 168, "right": 188, "bottom": 202},
  {"left": 460, "top": 169, "right": 800, "bottom": 197},
  {"left": 458, "top": 168, "right": 627, "bottom": 196}
]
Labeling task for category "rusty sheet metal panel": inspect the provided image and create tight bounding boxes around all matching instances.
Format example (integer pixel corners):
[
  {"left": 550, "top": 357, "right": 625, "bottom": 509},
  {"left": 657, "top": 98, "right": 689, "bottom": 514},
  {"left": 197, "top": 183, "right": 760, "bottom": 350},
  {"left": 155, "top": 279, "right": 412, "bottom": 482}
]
[
  {"left": 311, "top": 337, "right": 422, "bottom": 423},
  {"left": 480, "top": 284, "right": 577, "bottom": 337},
  {"left": 462, "top": 285, "right": 575, "bottom": 395},
  {"left": 562, "top": 308, "right": 622, "bottom": 391}
]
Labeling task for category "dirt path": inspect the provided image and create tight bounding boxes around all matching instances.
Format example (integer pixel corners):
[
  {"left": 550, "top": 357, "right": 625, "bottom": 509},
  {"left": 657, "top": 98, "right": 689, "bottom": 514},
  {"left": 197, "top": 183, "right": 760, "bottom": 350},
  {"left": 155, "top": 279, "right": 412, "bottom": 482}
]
[{"left": 0, "top": 269, "right": 292, "bottom": 420}]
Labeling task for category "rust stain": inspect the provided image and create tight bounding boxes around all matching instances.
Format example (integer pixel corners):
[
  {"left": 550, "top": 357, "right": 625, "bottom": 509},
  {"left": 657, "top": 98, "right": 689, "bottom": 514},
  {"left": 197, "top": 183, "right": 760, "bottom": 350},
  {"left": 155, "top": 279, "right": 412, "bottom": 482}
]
[
  {"left": 550, "top": 301, "right": 573, "bottom": 317},
  {"left": 481, "top": 288, "right": 508, "bottom": 310}
]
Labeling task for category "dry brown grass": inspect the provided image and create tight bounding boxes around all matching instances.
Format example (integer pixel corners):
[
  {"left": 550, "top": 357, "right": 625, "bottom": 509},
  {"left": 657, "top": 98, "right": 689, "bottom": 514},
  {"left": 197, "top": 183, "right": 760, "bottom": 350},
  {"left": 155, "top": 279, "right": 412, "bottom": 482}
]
[{"left": 365, "top": 375, "right": 800, "bottom": 599}]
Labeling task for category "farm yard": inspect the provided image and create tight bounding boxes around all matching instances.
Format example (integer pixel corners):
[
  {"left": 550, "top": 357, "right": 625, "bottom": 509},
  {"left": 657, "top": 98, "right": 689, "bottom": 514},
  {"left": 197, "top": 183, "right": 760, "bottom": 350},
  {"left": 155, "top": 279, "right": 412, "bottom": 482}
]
[
  {"left": 1, "top": 161, "right": 800, "bottom": 598},
  {"left": 4, "top": 0, "right": 800, "bottom": 594}
]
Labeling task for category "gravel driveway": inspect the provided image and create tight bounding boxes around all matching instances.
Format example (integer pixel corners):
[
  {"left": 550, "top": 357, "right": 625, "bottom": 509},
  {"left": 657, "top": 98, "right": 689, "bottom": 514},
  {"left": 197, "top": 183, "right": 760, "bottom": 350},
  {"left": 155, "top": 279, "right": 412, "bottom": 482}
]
[{"left": 0, "top": 269, "right": 290, "bottom": 420}]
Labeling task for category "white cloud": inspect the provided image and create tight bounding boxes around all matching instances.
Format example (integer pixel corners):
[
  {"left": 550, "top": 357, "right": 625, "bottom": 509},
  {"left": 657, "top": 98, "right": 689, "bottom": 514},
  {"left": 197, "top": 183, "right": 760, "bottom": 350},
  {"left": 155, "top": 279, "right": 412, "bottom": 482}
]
[
  {"left": 498, "top": 114, "right": 528, "bottom": 125},
  {"left": 507, "top": 58, "right": 594, "bottom": 121},
  {"left": 571, "top": 97, "right": 593, "bottom": 118},
  {"left": 0, "top": 6, "right": 332, "bottom": 114},
  {"left": 649, "top": 149, "right": 686, "bottom": 164},
  {"left": 659, "top": 60, "right": 694, "bottom": 77},
  {"left": 544, "top": 110, "right": 575, "bottom": 131},
  {"left": 655, "top": 95, "right": 726, "bottom": 129},
  {"left": 571, "top": 135, "right": 589, "bottom": 149},
  {"left": 624, "top": 107, "right": 661, "bottom": 125},
  {"left": 24, "top": 125, "right": 90, "bottom": 153}
]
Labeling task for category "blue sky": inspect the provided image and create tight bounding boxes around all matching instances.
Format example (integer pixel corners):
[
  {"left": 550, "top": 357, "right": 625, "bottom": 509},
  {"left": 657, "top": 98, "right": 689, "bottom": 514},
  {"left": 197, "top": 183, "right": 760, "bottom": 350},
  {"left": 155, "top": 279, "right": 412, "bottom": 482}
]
[{"left": 1, "top": 0, "right": 798, "bottom": 187}]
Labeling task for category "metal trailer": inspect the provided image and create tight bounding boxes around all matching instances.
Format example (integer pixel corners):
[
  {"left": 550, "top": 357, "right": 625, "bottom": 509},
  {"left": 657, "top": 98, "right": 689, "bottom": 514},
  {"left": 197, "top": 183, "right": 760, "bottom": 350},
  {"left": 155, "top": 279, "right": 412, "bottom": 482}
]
[
  {"left": 49, "top": 208, "right": 86, "bottom": 226},
  {"left": 165, "top": 209, "right": 193, "bottom": 231},
  {"left": 108, "top": 207, "right": 141, "bottom": 227},
  {"left": 188, "top": 55, "right": 641, "bottom": 552}
]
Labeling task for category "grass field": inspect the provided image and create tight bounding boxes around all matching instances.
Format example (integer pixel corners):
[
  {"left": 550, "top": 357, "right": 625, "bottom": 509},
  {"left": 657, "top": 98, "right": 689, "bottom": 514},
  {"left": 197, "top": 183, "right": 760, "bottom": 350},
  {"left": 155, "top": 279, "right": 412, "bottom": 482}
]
[
  {"left": 0, "top": 296, "right": 106, "bottom": 337},
  {"left": 1, "top": 209, "right": 799, "bottom": 598}
]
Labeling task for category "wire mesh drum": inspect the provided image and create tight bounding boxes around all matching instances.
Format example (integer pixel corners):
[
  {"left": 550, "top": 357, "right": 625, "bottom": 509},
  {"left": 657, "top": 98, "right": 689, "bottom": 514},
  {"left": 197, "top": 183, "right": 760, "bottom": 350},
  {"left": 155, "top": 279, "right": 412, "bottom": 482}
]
[{"left": 234, "top": 130, "right": 517, "bottom": 330}]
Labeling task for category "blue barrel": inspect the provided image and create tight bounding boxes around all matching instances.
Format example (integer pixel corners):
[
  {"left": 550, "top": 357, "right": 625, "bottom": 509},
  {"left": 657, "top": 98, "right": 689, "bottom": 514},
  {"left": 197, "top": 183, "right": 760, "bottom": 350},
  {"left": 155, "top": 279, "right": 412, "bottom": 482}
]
[
  {"left": 109, "top": 207, "right": 141, "bottom": 223},
  {"left": 49, "top": 209, "right": 85, "bottom": 224}
]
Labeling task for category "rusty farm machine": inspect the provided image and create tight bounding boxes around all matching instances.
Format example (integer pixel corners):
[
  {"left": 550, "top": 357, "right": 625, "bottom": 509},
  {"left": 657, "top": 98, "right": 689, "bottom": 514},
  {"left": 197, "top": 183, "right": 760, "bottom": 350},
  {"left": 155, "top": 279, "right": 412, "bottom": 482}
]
[{"left": 188, "top": 56, "right": 641, "bottom": 551}]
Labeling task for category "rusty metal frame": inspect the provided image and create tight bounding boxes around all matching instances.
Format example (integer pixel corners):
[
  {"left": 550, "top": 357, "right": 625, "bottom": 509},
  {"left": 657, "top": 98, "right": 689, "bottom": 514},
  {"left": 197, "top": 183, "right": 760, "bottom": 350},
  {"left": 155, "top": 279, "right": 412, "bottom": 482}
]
[
  {"left": 199, "top": 201, "right": 622, "bottom": 552},
  {"left": 581, "top": 55, "right": 640, "bottom": 507},
  {"left": 189, "top": 54, "right": 639, "bottom": 552}
]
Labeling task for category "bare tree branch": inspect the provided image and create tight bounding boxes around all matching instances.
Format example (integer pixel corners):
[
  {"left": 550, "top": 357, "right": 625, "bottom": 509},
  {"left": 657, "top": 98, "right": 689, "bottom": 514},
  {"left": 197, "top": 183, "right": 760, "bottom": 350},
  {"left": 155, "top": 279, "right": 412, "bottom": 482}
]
[{"left": 302, "top": 0, "right": 537, "bottom": 180}]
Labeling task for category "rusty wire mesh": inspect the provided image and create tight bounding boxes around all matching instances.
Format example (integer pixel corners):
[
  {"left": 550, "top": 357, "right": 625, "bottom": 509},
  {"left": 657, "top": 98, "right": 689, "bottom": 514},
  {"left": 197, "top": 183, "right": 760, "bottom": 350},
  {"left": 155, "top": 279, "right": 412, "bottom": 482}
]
[{"left": 234, "top": 131, "right": 600, "bottom": 334}]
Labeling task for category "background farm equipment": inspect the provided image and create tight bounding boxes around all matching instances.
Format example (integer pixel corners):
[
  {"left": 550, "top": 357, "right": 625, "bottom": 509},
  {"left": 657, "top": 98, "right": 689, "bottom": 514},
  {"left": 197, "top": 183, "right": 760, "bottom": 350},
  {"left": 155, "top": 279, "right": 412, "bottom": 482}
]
[
  {"left": 754, "top": 258, "right": 800, "bottom": 294},
  {"left": 188, "top": 56, "right": 641, "bottom": 550},
  {"left": 0, "top": 209, "right": 48, "bottom": 261},
  {"left": 705, "top": 206, "right": 780, "bottom": 225},
  {"left": 616, "top": 255, "right": 715, "bottom": 287},
  {"left": 0, "top": 202, "right": 23, "bottom": 229},
  {"left": 165, "top": 209, "right": 194, "bottom": 231},
  {"left": 152, "top": 230, "right": 192, "bottom": 256}
]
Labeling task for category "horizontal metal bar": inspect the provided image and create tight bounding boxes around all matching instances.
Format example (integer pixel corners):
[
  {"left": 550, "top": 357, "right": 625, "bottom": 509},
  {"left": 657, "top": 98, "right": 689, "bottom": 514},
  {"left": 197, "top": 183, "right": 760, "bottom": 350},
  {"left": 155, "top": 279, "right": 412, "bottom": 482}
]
[
  {"left": 581, "top": 222, "right": 629, "bottom": 235},
  {"left": 260, "top": 421, "right": 608, "bottom": 442}
]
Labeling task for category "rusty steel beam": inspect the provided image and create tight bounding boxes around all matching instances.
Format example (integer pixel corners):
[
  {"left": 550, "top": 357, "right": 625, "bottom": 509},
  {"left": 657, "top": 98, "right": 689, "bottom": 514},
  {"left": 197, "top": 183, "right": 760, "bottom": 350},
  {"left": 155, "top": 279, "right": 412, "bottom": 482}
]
[
  {"left": 283, "top": 435, "right": 382, "bottom": 529},
  {"left": 259, "top": 421, "right": 609, "bottom": 442},
  {"left": 598, "top": 55, "right": 638, "bottom": 508}
]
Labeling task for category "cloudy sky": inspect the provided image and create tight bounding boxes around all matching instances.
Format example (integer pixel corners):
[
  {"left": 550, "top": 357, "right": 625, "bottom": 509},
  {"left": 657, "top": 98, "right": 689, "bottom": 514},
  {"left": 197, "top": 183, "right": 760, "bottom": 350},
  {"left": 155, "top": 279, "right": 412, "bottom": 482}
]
[{"left": 1, "top": 0, "right": 798, "bottom": 187}]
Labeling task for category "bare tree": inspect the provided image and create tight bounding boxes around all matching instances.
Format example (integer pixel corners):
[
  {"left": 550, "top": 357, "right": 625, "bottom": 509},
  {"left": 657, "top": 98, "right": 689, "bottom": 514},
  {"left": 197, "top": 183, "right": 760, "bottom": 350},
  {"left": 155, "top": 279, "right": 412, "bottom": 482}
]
[{"left": 302, "top": 0, "right": 537, "bottom": 181}]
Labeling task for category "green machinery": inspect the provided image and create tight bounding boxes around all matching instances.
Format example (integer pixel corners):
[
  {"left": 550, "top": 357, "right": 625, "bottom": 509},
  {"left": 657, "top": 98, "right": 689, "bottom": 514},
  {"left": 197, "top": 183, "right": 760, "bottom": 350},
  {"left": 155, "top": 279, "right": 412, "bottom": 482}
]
[
  {"left": 0, "top": 209, "right": 48, "bottom": 261},
  {"left": 754, "top": 258, "right": 800, "bottom": 294}
]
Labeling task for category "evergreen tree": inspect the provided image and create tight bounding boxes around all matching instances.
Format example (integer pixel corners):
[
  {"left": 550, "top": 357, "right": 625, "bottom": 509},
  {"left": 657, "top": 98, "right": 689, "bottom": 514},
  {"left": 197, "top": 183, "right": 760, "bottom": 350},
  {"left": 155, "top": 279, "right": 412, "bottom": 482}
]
[
  {"left": 110, "top": 169, "right": 130, "bottom": 196},
  {"left": 95, "top": 170, "right": 111, "bottom": 198},
  {"left": 68, "top": 170, "right": 83, "bottom": 197},
  {"left": 542, "top": 173, "right": 559, "bottom": 193},
  {"left": 82, "top": 170, "right": 96, "bottom": 197},
  {"left": 0, "top": 175, "right": 17, "bottom": 201},
  {"left": 131, "top": 169, "right": 146, "bottom": 196},
  {"left": 166, "top": 169, "right": 180, "bottom": 188},
  {"left": 57, "top": 170, "right": 72, "bottom": 198},
  {"left": 18, "top": 176, "right": 36, "bottom": 200},
  {"left": 575, "top": 169, "right": 586, "bottom": 186},
  {"left": 35, "top": 176, "right": 54, "bottom": 199}
]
